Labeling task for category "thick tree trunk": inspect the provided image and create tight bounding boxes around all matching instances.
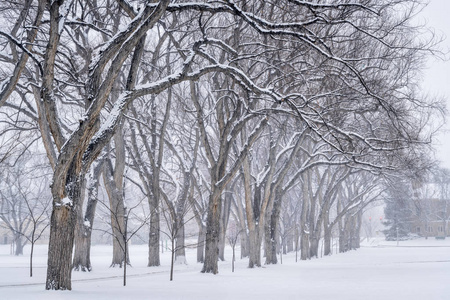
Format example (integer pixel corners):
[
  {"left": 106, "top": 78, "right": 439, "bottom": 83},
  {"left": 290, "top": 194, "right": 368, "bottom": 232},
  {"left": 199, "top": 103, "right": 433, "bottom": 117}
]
[
  {"left": 300, "top": 228, "right": 310, "bottom": 260},
  {"left": 14, "top": 234, "right": 24, "bottom": 256},
  {"left": 309, "top": 236, "right": 319, "bottom": 258},
  {"left": 73, "top": 177, "right": 89, "bottom": 272},
  {"left": 309, "top": 217, "right": 322, "bottom": 258},
  {"left": 46, "top": 173, "right": 83, "bottom": 290},
  {"left": 218, "top": 221, "right": 226, "bottom": 261},
  {"left": 240, "top": 231, "right": 249, "bottom": 259},
  {"left": 247, "top": 183, "right": 263, "bottom": 268},
  {"left": 265, "top": 193, "right": 282, "bottom": 265},
  {"left": 197, "top": 223, "right": 206, "bottom": 263},
  {"left": 339, "top": 218, "right": 351, "bottom": 253},
  {"left": 148, "top": 207, "right": 160, "bottom": 266},
  {"left": 110, "top": 199, "right": 128, "bottom": 267},
  {"left": 248, "top": 226, "right": 262, "bottom": 268},
  {"left": 72, "top": 225, "right": 92, "bottom": 272},
  {"left": 201, "top": 191, "right": 222, "bottom": 274},
  {"left": 264, "top": 217, "right": 273, "bottom": 264},
  {"left": 103, "top": 153, "right": 128, "bottom": 267},
  {"left": 338, "top": 229, "right": 346, "bottom": 253},
  {"left": 218, "top": 191, "right": 232, "bottom": 261},
  {"left": 300, "top": 179, "right": 310, "bottom": 260},
  {"left": 353, "top": 211, "right": 363, "bottom": 249},
  {"left": 46, "top": 205, "right": 77, "bottom": 290},
  {"left": 175, "top": 220, "right": 186, "bottom": 264},
  {"left": 323, "top": 226, "right": 332, "bottom": 256},
  {"left": 73, "top": 164, "right": 101, "bottom": 271}
]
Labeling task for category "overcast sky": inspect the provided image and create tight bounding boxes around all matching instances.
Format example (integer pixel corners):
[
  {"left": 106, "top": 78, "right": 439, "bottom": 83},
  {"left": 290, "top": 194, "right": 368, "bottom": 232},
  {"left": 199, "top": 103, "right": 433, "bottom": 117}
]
[{"left": 420, "top": 0, "right": 450, "bottom": 169}]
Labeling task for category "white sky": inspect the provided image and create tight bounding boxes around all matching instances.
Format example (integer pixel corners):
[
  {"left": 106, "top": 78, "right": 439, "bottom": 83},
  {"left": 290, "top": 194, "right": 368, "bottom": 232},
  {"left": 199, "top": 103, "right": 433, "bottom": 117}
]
[{"left": 420, "top": 0, "right": 450, "bottom": 169}]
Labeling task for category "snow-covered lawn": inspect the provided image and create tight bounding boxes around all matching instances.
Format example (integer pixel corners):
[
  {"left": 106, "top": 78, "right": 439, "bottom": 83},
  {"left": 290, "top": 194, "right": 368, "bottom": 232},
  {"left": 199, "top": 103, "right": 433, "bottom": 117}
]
[{"left": 0, "top": 238, "right": 448, "bottom": 300}]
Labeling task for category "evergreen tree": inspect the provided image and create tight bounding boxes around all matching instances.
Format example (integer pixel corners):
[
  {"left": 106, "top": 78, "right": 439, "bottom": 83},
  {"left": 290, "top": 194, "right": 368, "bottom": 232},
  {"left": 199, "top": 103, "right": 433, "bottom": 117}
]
[{"left": 383, "top": 180, "right": 414, "bottom": 240}]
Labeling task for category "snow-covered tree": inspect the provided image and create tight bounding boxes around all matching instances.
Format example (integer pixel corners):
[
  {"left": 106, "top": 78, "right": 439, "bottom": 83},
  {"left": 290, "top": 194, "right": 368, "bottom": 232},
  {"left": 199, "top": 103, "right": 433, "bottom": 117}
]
[{"left": 0, "top": 0, "right": 443, "bottom": 290}]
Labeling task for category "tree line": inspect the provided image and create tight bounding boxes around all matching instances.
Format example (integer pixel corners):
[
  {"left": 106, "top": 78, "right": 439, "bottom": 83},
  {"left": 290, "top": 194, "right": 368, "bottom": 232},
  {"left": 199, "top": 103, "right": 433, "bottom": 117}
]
[{"left": 0, "top": 0, "right": 444, "bottom": 290}]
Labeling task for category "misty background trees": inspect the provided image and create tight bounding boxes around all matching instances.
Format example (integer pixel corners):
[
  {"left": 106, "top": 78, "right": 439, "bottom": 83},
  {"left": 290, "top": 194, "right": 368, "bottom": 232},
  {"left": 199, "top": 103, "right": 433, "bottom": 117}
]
[{"left": 0, "top": 0, "right": 446, "bottom": 291}]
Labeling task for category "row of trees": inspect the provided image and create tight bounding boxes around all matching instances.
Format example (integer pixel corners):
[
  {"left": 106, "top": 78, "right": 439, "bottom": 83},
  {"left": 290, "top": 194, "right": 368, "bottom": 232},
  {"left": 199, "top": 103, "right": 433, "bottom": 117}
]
[{"left": 0, "top": 0, "right": 444, "bottom": 290}]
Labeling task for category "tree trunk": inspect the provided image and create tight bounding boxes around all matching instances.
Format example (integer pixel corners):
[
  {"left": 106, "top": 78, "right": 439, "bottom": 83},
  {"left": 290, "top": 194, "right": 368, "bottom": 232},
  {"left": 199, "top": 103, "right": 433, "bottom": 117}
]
[
  {"left": 201, "top": 191, "right": 222, "bottom": 274},
  {"left": 309, "top": 217, "right": 323, "bottom": 259},
  {"left": 73, "top": 164, "right": 101, "bottom": 271},
  {"left": 110, "top": 198, "right": 128, "bottom": 267},
  {"left": 323, "top": 226, "right": 332, "bottom": 256},
  {"left": 72, "top": 223, "right": 92, "bottom": 271},
  {"left": 103, "top": 153, "right": 128, "bottom": 267},
  {"left": 247, "top": 183, "right": 263, "bottom": 268},
  {"left": 175, "top": 220, "right": 186, "bottom": 264},
  {"left": 300, "top": 227, "right": 310, "bottom": 260},
  {"left": 240, "top": 231, "right": 249, "bottom": 259},
  {"left": 218, "top": 191, "right": 232, "bottom": 261},
  {"left": 46, "top": 173, "right": 83, "bottom": 290},
  {"left": 248, "top": 226, "right": 262, "bottom": 268},
  {"left": 148, "top": 206, "right": 160, "bottom": 266},
  {"left": 300, "top": 177, "right": 310, "bottom": 260},
  {"left": 265, "top": 192, "right": 282, "bottom": 265},
  {"left": 339, "top": 228, "right": 346, "bottom": 253},
  {"left": 354, "top": 211, "right": 363, "bottom": 249},
  {"left": 46, "top": 205, "right": 77, "bottom": 290},
  {"left": 197, "top": 223, "right": 206, "bottom": 263},
  {"left": 14, "top": 234, "right": 24, "bottom": 256},
  {"left": 309, "top": 236, "right": 319, "bottom": 258}
]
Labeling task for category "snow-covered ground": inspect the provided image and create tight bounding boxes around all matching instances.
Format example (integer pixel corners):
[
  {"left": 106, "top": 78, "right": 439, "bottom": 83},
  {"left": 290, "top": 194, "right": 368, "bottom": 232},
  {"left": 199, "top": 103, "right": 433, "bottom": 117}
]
[{"left": 0, "top": 238, "right": 449, "bottom": 300}]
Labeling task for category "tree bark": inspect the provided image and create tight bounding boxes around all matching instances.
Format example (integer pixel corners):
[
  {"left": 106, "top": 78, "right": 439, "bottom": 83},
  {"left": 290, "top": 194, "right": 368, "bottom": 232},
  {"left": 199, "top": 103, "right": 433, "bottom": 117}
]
[
  {"left": 248, "top": 226, "right": 262, "bottom": 268},
  {"left": 218, "top": 190, "right": 232, "bottom": 261},
  {"left": 201, "top": 190, "right": 222, "bottom": 274},
  {"left": 46, "top": 172, "right": 83, "bottom": 290},
  {"left": 323, "top": 221, "right": 332, "bottom": 256},
  {"left": 14, "top": 234, "right": 24, "bottom": 256},
  {"left": 73, "top": 162, "right": 101, "bottom": 271},
  {"left": 300, "top": 173, "right": 311, "bottom": 260},
  {"left": 197, "top": 223, "right": 206, "bottom": 263},
  {"left": 240, "top": 232, "right": 249, "bottom": 259},
  {"left": 265, "top": 190, "right": 282, "bottom": 265},
  {"left": 247, "top": 184, "right": 263, "bottom": 268},
  {"left": 148, "top": 206, "right": 160, "bottom": 266},
  {"left": 175, "top": 220, "right": 186, "bottom": 264}
]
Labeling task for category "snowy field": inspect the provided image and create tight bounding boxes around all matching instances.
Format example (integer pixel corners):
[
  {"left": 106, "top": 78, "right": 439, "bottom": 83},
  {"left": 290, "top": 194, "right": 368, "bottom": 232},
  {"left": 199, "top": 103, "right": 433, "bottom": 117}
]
[{"left": 0, "top": 238, "right": 449, "bottom": 300}]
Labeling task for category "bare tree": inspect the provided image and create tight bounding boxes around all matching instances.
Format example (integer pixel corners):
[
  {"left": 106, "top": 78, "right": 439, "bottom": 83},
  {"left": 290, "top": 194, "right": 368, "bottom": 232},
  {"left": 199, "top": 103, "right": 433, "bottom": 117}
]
[
  {"left": 0, "top": 154, "right": 51, "bottom": 276},
  {"left": 0, "top": 0, "right": 442, "bottom": 290},
  {"left": 226, "top": 221, "right": 241, "bottom": 273}
]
